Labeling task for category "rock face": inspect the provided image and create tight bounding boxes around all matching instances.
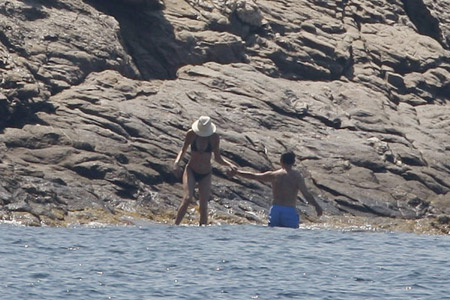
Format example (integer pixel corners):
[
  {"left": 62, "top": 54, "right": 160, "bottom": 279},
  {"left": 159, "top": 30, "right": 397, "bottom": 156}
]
[{"left": 0, "top": 0, "right": 449, "bottom": 231}]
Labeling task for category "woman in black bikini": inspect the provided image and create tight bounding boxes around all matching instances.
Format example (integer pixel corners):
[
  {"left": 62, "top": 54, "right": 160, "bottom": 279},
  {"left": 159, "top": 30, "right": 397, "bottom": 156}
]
[{"left": 173, "top": 116, "right": 237, "bottom": 225}]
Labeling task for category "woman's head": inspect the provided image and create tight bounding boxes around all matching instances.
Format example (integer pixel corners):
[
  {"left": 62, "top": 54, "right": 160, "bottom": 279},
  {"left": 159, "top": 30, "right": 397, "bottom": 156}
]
[{"left": 192, "top": 116, "right": 216, "bottom": 137}]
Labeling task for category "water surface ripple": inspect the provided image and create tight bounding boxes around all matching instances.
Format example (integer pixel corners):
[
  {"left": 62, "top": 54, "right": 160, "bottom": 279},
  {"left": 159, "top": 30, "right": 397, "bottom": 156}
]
[{"left": 1, "top": 225, "right": 449, "bottom": 299}]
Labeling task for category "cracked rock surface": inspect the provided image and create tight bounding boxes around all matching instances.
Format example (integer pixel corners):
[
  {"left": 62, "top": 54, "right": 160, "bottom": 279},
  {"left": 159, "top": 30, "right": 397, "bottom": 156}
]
[{"left": 0, "top": 0, "right": 449, "bottom": 232}]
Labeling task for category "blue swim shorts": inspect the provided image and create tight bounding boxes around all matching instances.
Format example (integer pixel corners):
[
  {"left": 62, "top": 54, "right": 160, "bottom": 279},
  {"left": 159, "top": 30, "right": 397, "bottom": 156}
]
[{"left": 268, "top": 205, "right": 300, "bottom": 228}]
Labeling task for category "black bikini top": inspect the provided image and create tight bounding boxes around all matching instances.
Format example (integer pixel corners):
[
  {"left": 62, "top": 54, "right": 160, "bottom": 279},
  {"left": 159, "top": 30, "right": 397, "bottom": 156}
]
[{"left": 191, "top": 136, "right": 213, "bottom": 153}]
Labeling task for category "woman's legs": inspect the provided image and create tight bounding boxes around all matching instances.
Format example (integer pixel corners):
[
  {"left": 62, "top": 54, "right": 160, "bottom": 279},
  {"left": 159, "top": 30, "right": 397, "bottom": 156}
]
[
  {"left": 197, "top": 173, "right": 212, "bottom": 225},
  {"left": 175, "top": 167, "right": 196, "bottom": 225}
]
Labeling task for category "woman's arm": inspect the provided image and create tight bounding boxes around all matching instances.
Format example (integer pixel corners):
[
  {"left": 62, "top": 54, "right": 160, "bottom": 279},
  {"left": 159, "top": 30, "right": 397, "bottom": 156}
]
[
  {"left": 173, "top": 130, "right": 194, "bottom": 170},
  {"left": 212, "top": 134, "right": 238, "bottom": 169}
]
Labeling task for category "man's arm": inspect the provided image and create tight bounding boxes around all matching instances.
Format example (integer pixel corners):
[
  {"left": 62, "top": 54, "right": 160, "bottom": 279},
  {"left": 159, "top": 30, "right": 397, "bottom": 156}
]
[
  {"left": 298, "top": 175, "right": 323, "bottom": 216},
  {"left": 234, "top": 169, "right": 275, "bottom": 183}
]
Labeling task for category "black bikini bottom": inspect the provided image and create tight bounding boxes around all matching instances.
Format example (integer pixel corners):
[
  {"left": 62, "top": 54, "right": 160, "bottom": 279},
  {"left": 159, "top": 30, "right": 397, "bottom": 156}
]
[{"left": 190, "top": 168, "right": 211, "bottom": 182}]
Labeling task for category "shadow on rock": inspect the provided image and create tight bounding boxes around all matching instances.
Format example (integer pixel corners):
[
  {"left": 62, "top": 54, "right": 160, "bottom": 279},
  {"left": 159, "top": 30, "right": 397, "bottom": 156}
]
[
  {"left": 84, "top": 0, "right": 175, "bottom": 79},
  {"left": 84, "top": 0, "right": 247, "bottom": 80}
]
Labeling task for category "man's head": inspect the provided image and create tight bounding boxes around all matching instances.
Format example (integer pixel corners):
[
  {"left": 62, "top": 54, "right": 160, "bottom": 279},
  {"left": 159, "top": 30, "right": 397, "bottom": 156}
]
[{"left": 281, "top": 151, "right": 296, "bottom": 166}]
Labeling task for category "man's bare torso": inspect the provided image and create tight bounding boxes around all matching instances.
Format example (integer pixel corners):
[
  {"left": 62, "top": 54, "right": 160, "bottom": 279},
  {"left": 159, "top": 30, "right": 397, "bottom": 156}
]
[{"left": 271, "top": 168, "right": 301, "bottom": 207}]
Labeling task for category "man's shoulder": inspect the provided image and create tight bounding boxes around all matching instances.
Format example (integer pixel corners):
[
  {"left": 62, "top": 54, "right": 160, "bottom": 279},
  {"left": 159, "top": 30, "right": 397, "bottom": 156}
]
[
  {"left": 292, "top": 168, "right": 303, "bottom": 176},
  {"left": 272, "top": 168, "right": 286, "bottom": 175},
  {"left": 286, "top": 169, "right": 304, "bottom": 182},
  {"left": 272, "top": 169, "right": 294, "bottom": 181},
  {"left": 283, "top": 167, "right": 301, "bottom": 175}
]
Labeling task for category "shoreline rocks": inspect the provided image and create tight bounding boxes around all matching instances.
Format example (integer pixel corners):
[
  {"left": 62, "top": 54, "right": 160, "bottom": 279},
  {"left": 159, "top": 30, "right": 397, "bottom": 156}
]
[{"left": 1, "top": 207, "right": 449, "bottom": 235}]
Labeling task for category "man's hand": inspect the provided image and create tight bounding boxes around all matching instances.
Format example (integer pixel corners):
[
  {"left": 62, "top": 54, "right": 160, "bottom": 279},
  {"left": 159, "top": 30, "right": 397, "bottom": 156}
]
[{"left": 315, "top": 203, "right": 323, "bottom": 217}]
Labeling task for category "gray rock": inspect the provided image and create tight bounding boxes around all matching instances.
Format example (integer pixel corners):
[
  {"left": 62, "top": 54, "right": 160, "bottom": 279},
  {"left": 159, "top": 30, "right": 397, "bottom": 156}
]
[{"left": 0, "top": 0, "right": 449, "bottom": 227}]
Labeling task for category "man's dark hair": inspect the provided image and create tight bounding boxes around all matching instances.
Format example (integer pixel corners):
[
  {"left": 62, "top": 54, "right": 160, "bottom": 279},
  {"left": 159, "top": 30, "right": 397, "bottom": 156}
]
[{"left": 281, "top": 151, "right": 296, "bottom": 165}]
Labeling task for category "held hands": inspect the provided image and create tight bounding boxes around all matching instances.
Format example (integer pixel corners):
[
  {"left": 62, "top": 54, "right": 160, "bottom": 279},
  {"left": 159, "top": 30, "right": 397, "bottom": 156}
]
[{"left": 226, "top": 166, "right": 238, "bottom": 178}]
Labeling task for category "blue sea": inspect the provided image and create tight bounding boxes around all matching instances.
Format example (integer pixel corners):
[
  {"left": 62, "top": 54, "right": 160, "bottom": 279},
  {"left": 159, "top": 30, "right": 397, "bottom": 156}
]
[{"left": 1, "top": 224, "right": 449, "bottom": 300}]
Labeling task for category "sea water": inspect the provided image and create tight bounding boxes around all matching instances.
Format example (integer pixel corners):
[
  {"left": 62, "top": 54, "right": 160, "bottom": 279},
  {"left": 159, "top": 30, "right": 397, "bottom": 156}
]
[{"left": 0, "top": 224, "right": 449, "bottom": 300}]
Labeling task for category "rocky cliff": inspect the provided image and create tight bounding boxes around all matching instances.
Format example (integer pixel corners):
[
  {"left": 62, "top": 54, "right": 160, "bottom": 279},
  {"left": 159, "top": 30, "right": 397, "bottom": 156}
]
[{"left": 0, "top": 0, "right": 449, "bottom": 233}]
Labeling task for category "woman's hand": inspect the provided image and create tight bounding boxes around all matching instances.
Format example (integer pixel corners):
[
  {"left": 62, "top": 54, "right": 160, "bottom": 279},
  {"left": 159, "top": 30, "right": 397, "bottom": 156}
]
[{"left": 173, "top": 162, "right": 183, "bottom": 179}]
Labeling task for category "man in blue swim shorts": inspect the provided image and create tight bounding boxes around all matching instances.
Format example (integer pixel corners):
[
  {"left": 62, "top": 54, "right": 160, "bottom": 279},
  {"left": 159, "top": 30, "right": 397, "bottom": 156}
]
[
  {"left": 268, "top": 204, "right": 300, "bottom": 228},
  {"left": 230, "top": 151, "right": 322, "bottom": 228}
]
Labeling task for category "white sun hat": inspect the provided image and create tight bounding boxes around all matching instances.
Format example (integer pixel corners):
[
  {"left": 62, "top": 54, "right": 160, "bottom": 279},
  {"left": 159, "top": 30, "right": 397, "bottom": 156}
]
[{"left": 191, "top": 116, "right": 216, "bottom": 137}]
